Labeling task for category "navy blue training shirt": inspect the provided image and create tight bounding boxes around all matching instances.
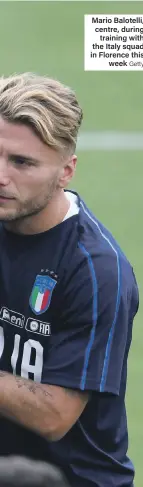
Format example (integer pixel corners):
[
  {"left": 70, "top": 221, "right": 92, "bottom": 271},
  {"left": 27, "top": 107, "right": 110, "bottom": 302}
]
[{"left": 0, "top": 190, "right": 139, "bottom": 487}]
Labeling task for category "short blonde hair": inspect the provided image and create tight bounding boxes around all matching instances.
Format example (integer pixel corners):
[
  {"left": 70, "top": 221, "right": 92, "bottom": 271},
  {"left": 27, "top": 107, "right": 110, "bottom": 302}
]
[{"left": 0, "top": 72, "right": 83, "bottom": 153}]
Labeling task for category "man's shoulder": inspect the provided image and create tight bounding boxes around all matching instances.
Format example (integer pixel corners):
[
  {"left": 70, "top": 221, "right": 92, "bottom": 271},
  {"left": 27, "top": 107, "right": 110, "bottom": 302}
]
[
  {"left": 78, "top": 198, "right": 131, "bottom": 271},
  {"left": 65, "top": 195, "right": 138, "bottom": 298}
]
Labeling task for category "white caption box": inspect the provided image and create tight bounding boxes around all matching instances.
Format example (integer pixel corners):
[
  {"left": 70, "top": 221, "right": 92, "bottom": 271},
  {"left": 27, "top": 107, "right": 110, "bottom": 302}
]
[{"left": 84, "top": 15, "right": 143, "bottom": 71}]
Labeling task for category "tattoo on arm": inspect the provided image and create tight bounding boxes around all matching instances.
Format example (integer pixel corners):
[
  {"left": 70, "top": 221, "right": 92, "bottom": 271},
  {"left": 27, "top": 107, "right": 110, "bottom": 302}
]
[
  {"left": 0, "top": 371, "right": 53, "bottom": 398},
  {"left": 0, "top": 372, "right": 89, "bottom": 401},
  {"left": 15, "top": 376, "right": 53, "bottom": 398}
]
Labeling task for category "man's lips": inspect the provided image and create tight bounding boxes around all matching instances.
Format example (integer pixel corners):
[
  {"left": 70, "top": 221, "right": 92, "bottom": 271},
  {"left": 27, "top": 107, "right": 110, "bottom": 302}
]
[{"left": 0, "top": 195, "right": 14, "bottom": 199}]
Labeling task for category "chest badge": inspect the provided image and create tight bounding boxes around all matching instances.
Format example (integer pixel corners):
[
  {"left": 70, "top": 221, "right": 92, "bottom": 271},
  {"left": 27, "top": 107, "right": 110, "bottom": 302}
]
[{"left": 29, "top": 270, "right": 57, "bottom": 315}]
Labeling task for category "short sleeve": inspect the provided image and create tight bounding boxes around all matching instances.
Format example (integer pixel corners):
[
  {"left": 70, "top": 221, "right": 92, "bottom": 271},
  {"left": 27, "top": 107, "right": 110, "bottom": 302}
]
[{"left": 42, "top": 244, "right": 139, "bottom": 395}]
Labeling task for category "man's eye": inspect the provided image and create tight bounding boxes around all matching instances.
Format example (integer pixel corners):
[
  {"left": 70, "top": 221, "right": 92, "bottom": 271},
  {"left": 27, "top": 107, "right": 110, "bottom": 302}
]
[{"left": 10, "top": 157, "right": 32, "bottom": 166}]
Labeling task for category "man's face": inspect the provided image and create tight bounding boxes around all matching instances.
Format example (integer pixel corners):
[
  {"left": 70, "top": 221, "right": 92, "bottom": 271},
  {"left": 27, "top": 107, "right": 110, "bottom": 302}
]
[{"left": 0, "top": 117, "right": 76, "bottom": 229}]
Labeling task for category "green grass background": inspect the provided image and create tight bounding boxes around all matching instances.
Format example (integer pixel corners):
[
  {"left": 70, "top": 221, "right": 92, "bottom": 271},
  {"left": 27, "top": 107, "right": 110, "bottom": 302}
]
[{"left": 0, "top": 1, "right": 142, "bottom": 484}]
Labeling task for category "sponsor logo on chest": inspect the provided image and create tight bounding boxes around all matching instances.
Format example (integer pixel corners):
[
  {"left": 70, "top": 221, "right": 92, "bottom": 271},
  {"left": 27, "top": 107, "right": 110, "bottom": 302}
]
[
  {"left": 0, "top": 307, "right": 25, "bottom": 328},
  {"left": 26, "top": 318, "right": 51, "bottom": 336},
  {"left": 0, "top": 307, "right": 51, "bottom": 336}
]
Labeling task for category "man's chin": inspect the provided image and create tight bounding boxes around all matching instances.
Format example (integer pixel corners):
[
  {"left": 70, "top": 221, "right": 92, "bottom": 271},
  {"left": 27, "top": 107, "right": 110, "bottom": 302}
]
[{"left": 0, "top": 211, "right": 19, "bottom": 222}]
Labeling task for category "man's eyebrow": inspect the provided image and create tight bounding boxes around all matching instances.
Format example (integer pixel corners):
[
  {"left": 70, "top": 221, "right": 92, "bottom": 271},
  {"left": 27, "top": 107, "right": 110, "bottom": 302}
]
[{"left": 8, "top": 153, "right": 39, "bottom": 164}]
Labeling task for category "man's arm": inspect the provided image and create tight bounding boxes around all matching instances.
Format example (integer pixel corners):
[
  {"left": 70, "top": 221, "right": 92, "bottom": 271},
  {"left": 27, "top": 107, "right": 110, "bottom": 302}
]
[{"left": 0, "top": 371, "right": 89, "bottom": 440}]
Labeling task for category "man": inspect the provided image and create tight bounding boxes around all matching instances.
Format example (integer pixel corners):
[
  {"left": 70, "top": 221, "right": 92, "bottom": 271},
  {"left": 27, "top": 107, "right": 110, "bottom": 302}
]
[
  {"left": 0, "top": 456, "right": 69, "bottom": 487},
  {"left": 0, "top": 72, "right": 139, "bottom": 487}
]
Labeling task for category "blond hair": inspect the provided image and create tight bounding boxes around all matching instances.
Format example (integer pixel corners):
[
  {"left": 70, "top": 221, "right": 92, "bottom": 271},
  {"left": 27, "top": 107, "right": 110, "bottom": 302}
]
[{"left": 0, "top": 72, "right": 83, "bottom": 153}]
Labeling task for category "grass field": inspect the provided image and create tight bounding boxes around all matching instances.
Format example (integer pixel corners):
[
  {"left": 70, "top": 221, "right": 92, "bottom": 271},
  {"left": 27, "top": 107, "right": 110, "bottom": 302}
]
[{"left": 0, "top": 1, "right": 142, "bottom": 485}]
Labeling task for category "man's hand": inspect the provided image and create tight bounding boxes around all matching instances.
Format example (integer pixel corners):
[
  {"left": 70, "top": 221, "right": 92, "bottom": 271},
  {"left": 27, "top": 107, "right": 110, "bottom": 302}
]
[{"left": 0, "top": 371, "right": 89, "bottom": 440}]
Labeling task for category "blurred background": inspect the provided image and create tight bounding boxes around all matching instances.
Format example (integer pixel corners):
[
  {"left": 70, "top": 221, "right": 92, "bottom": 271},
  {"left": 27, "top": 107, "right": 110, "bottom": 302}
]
[{"left": 0, "top": 0, "right": 142, "bottom": 485}]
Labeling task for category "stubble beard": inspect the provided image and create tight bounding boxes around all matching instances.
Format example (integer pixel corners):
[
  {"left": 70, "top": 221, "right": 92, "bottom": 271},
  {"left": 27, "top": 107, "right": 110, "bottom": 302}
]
[{"left": 0, "top": 175, "right": 60, "bottom": 223}]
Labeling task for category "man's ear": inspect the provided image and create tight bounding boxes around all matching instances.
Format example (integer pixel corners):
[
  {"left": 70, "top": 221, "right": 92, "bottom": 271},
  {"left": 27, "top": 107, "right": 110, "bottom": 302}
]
[{"left": 58, "top": 155, "right": 77, "bottom": 188}]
